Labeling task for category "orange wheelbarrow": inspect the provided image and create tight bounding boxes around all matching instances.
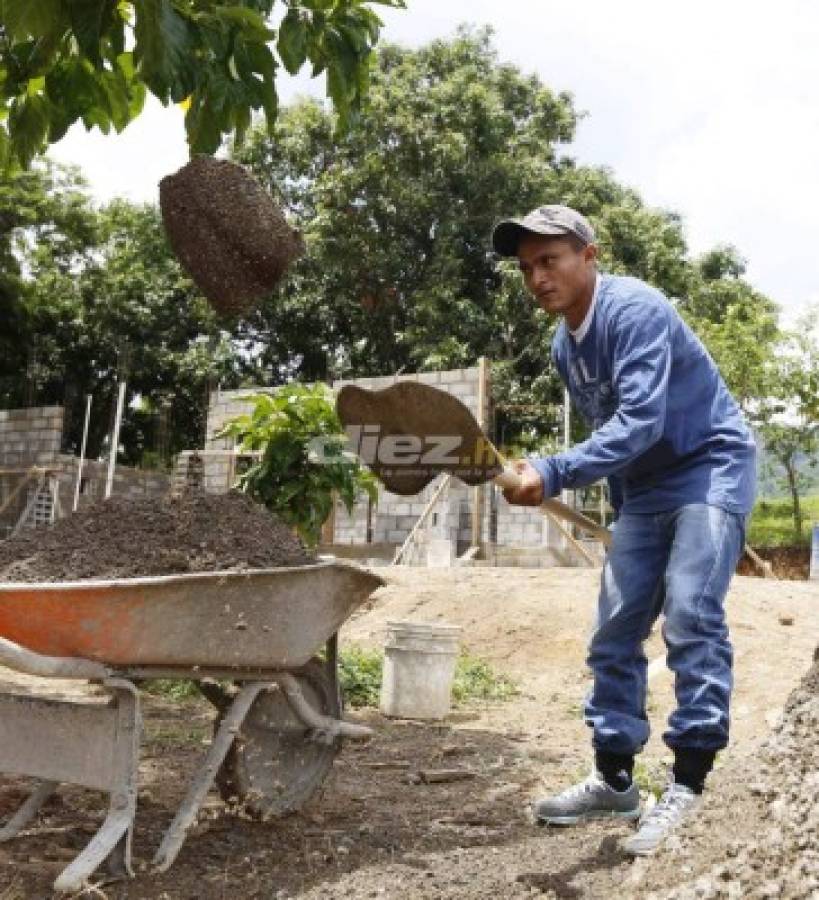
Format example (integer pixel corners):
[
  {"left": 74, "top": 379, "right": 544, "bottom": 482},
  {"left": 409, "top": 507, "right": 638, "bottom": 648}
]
[{"left": 0, "top": 561, "right": 382, "bottom": 893}]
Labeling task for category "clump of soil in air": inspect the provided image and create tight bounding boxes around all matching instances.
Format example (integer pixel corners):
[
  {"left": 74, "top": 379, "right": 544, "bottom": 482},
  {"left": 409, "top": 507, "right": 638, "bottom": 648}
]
[
  {"left": 0, "top": 492, "right": 313, "bottom": 583},
  {"left": 159, "top": 156, "right": 304, "bottom": 316}
]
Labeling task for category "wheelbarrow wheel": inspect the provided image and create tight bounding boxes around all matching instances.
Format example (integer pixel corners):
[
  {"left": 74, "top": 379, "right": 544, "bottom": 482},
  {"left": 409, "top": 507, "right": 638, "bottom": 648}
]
[{"left": 215, "top": 658, "right": 341, "bottom": 818}]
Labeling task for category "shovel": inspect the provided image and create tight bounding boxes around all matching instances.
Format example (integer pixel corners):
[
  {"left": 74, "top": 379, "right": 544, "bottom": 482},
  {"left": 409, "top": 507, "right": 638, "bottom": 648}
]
[{"left": 336, "top": 382, "right": 611, "bottom": 547}]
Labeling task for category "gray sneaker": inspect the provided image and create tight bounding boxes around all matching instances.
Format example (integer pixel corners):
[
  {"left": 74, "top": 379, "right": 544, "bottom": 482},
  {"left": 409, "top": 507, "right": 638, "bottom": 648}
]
[
  {"left": 622, "top": 780, "right": 700, "bottom": 856},
  {"left": 533, "top": 771, "right": 641, "bottom": 825}
]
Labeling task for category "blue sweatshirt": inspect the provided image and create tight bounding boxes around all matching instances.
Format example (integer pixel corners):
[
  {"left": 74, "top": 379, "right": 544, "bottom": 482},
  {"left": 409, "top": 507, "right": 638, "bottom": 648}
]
[{"left": 530, "top": 274, "right": 757, "bottom": 515}]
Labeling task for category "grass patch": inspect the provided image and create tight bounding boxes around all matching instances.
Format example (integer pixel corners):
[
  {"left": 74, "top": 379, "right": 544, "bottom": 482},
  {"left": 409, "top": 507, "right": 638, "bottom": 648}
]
[
  {"left": 143, "top": 679, "right": 201, "bottom": 702},
  {"left": 452, "top": 655, "right": 519, "bottom": 705},
  {"left": 338, "top": 645, "right": 384, "bottom": 708},
  {"left": 140, "top": 649, "right": 519, "bottom": 712},
  {"left": 338, "top": 645, "right": 518, "bottom": 709},
  {"left": 748, "top": 495, "right": 819, "bottom": 547},
  {"left": 633, "top": 759, "right": 666, "bottom": 800}
]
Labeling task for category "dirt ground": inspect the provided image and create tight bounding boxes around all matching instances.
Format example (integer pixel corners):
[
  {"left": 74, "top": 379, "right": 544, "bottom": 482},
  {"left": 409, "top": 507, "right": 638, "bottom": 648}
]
[
  {"left": 736, "top": 545, "right": 811, "bottom": 580},
  {"left": 0, "top": 567, "right": 817, "bottom": 899}
]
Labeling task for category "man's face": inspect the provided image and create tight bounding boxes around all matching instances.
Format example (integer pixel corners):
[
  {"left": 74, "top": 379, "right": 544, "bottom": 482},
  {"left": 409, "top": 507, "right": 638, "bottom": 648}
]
[{"left": 517, "top": 233, "right": 597, "bottom": 322}]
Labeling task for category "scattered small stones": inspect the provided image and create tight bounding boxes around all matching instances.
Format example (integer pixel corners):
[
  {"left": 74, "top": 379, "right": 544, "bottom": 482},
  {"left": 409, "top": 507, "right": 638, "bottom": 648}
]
[{"left": 641, "top": 646, "right": 819, "bottom": 899}]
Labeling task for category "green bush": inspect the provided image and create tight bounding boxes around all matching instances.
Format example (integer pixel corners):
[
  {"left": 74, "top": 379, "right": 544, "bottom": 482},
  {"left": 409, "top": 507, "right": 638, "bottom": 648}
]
[
  {"left": 338, "top": 645, "right": 384, "bottom": 708},
  {"left": 218, "top": 384, "right": 377, "bottom": 547}
]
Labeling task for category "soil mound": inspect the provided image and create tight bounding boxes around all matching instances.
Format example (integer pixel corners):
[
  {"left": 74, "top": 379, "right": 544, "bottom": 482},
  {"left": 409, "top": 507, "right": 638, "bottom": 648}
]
[
  {"left": 640, "top": 647, "right": 819, "bottom": 899},
  {"left": 0, "top": 492, "right": 313, "bottom": 583},
  {"left": 159, "top": 157, "right": 304, "bottom": 317},
  {"left": 737, "top": 545, "right": 810, "bottom": 580}
]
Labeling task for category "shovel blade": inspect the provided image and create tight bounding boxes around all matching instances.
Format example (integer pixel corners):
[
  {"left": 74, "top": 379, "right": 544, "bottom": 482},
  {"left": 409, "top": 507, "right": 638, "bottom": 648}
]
[{"left": 336, "top": 383, "right": 502, "bottom": 496}]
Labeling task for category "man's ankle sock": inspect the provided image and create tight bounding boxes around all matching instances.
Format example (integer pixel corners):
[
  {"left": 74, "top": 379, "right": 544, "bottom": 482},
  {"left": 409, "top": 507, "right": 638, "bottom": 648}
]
[
  {"left": 672, "top": 748, "right": 717, "bottom": 795},
  {"left": 595, "top": 751, "right": 634, "bottom": 792}
]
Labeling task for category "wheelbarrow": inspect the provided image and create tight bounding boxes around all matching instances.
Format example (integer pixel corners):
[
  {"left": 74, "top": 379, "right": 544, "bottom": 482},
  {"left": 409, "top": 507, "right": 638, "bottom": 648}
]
[{"left": 0, "top": 560, "right": 383, "bottom": 892}]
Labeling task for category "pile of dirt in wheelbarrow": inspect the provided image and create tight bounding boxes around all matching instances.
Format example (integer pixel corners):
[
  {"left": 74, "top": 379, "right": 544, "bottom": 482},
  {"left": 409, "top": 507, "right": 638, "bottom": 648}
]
[
  {"left": 637, "top": 646, "right": 819, "bottom": 899},
  {"left": 0, "top": 492, "right": 313, "bottom": 583}
]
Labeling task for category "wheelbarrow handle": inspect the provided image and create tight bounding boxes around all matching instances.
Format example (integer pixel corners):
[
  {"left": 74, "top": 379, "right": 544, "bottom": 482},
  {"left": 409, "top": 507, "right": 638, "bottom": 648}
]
[
  {"left": 0, "top": 636, "right": 110, "bottom": 680},
  {"left": 495, "top": 465, "right": 612, "bottom": 547}
]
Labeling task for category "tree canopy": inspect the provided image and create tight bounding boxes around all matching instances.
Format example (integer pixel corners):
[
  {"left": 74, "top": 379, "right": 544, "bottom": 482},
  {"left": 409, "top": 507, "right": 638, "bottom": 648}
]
[
  {"left": 0, "top": 0, "right": 405, "bottom": 167},
  {"left": 1, "top": 27, "right": 802, "bottom": 490},
  {"left": 233, "top": 27, "right": 782, "bottom": 448}
]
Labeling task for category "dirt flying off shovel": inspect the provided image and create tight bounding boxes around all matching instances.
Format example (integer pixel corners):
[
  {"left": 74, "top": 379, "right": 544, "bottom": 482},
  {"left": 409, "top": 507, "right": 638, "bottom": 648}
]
[{"left": 336, "top": 382, "right": 611, "bottom": 547}]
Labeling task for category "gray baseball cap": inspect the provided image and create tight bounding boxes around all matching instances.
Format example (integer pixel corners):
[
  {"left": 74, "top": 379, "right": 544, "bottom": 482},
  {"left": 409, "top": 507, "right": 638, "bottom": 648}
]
[{"left": 492, "top": 204, "right": 596, "bottom": 257}]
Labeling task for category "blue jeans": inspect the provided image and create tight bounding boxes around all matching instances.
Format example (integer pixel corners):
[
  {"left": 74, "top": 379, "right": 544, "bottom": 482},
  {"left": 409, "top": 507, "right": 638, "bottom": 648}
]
[{"left": 584, "top": 503, "right": 746, "bottom": 755}]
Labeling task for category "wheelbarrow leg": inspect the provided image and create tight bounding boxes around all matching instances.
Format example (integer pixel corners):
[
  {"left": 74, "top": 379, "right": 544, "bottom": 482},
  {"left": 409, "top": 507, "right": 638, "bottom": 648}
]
[
  {"left": 152, "top": 682, "right": 268, "bottom": 873},
  {"left": 53, "top": 678, "right": 140, "bottom": 894},
  {"left": 0, "top": 779, "right": 58, "bottom": 841},
  {"left": 54, "top": 793, "right": 135, "bottom": 892}
]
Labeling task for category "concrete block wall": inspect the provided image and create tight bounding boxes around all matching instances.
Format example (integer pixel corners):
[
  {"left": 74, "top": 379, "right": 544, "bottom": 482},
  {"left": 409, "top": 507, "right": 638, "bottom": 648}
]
[
  {"left": 58, "top": 457, "right": 170, "bottom": 508},
  {"left": 330, "top": 367, "right": 489, "bottom": 550},
  {"left": 204, "top": 367, "right": 492, "bottom": 552},
  {"left": 0, "top": 406, "right": 64, "bottom": 467},
  {"left": 201, "top": 389, "right": 259, "bottom": 493},
  {"left": 494, "top": 493, "right": 549, "bottom": 547},
  {"left": 0, "top": 403, "right": 170, "bottom": 534},
  {"left": 201, "top": 369, "right": 598, "bottom": 561}
]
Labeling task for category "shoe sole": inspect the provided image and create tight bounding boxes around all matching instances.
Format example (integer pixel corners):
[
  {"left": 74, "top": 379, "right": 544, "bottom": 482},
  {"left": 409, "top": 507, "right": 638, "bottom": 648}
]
[
  {"left": 536, "top": 808, "right": 641, "bottom": 826},
  {"left": 622, "top": 840, "right": 658, "bottom": 857}
]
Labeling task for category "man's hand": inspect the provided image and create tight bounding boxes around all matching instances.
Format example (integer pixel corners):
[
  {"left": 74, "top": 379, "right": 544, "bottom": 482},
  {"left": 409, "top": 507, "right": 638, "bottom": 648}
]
[{"left": 501, "top": 459, "right": 545, "bottom": 507}]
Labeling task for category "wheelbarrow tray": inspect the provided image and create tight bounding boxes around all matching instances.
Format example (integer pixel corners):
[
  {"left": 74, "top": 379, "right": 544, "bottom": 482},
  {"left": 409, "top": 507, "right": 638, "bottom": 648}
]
[{"left": 0, "top": 561, "right": 382, "bottom": 669}]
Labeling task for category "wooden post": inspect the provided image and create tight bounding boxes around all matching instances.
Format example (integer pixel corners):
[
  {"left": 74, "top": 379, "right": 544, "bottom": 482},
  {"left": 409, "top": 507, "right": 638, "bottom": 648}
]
[
  {"left": 543, "top": 509, "right": 597, "bottom": 567},
  {"left": 73, "top": 393, "right": 92, "bottom": 512},
  {"left": 394, "top": 475, "right": 452, "bottom": 565},
  {"left": 0, "top": 469, "right": 36, "bottom": 521},
  {"left": 561, "top": 387, "right": 571, "bottom": 550},
  {"left": 105, "top": 380, "right": 127, "bottom": 499},
  {"left": 471, "top": 356, "right": 489, "bottom": 549},
  {"left": 743, "top": 543, "right": 775, "bottom": 579}
]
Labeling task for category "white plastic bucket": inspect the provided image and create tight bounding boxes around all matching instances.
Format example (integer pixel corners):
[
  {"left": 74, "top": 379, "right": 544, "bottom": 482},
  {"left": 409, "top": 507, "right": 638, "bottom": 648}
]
[{"left": 379, "top": 620, "right": 462, "bottom": 720}]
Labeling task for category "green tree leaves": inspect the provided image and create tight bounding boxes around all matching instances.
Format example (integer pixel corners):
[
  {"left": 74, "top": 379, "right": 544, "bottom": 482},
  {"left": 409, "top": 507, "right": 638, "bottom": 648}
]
[
  {"left": 277, "top": 9, "right": 308, "bottom": 74},
  {"left": 0, "top": 0, "right": 67, "bottom": 43},
  {"left": 0, "top": 0, "right": 406, "bottom": 166},
  {"left": 133, "top": 0, "right": 197, "bottom": 102}
]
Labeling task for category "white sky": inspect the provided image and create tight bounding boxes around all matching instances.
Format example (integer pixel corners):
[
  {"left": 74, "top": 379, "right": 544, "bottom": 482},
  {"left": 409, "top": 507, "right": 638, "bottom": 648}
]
[{"left": 49, "top": 0, "right": 819, "bottom": 322}]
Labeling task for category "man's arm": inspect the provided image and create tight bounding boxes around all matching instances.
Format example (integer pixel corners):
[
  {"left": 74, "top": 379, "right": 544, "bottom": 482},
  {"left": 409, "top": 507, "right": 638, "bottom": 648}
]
[{"left": 529, "top": 300, "right": 672, "bottom": 500}]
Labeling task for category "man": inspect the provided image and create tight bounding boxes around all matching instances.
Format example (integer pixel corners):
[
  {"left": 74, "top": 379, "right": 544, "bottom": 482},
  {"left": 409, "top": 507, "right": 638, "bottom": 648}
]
[{"left": 491, "top": 205, "right": 756, "bottom": 855}]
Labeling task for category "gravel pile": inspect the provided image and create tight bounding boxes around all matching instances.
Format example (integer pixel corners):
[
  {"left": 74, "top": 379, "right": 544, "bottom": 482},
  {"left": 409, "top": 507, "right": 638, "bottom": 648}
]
[
  {"left": 0, "top": 491, "right": 313, "bottom": 582},
  {"left": 640, "top": 647, "right": 819, "bottom": 899}
]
